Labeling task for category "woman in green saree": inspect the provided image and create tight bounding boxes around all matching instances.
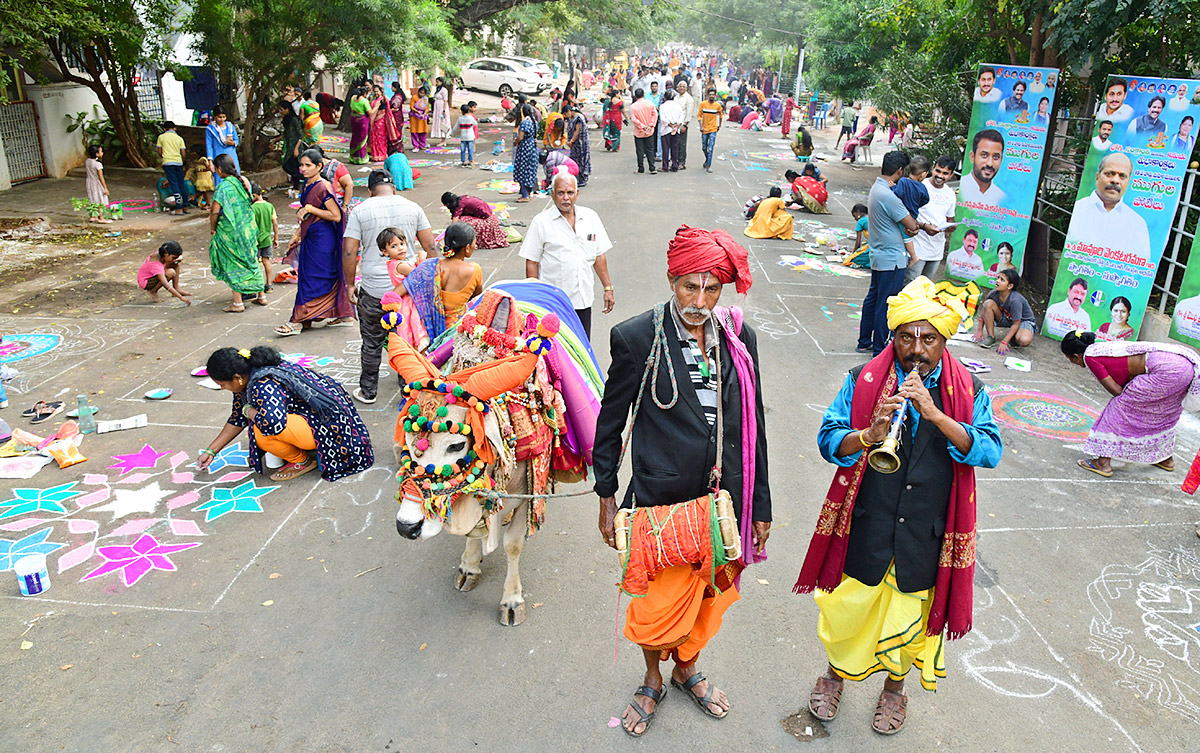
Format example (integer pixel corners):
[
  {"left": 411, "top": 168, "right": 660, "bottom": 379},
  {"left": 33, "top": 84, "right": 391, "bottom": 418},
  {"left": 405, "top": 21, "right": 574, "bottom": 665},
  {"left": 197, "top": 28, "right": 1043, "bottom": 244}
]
[
  {"left": 348, "top": 87, "right": 371, "bottom": 164},
  {"left": 209, "top": 153, "right": 267, "bottom": 312}
]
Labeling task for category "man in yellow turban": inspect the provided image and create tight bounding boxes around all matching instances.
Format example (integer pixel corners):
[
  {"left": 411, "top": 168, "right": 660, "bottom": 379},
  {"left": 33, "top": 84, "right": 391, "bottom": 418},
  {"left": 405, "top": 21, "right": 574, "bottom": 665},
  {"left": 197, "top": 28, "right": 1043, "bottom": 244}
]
[{"left": 794, "top": 276, "right": 1003, "bottom": 735}]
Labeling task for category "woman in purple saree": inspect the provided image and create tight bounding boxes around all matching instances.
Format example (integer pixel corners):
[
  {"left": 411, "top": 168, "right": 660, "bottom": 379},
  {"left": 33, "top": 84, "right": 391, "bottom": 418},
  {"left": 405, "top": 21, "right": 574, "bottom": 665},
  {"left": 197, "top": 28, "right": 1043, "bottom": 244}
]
[
  {"left": 1062, "top": 331, "right": 1200, "bottom": 477},
  {"left": 276, "top": 149, "right": 355, "bottom": 336}
]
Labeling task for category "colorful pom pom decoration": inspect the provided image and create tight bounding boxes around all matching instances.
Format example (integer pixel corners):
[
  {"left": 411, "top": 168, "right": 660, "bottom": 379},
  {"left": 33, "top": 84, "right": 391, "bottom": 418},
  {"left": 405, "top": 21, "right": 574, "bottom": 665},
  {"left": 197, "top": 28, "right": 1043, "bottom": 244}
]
[{"left": 380, "top": 311, "right": 402, "bottom": 331}]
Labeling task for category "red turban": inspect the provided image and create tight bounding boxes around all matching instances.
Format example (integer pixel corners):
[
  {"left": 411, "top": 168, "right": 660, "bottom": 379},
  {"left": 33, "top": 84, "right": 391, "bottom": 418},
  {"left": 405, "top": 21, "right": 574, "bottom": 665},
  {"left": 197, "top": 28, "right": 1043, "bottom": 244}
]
[{"left": 666, "top": 225, "right": 754, "bottom": 294}]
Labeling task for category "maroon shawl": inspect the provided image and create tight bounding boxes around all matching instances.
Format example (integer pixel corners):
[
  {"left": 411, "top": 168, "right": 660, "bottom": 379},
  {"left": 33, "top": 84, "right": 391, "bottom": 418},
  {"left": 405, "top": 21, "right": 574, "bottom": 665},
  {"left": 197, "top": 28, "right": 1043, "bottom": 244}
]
[{"left": 792, "top": 344, "right": 978, "bottom": 639}]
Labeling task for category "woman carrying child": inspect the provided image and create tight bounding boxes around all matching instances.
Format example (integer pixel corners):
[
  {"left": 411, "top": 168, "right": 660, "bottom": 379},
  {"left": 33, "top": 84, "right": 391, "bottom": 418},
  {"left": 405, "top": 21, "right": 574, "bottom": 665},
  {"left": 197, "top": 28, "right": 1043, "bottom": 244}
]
[
  {"left": 276, "top": 148, "right": 354, "bottom": 336},
  {"left": 199, "top": 346, "right": 373, "bottom": 482},
  {"left": 395, "top": 221, "right": 483, "bottom": 341}
]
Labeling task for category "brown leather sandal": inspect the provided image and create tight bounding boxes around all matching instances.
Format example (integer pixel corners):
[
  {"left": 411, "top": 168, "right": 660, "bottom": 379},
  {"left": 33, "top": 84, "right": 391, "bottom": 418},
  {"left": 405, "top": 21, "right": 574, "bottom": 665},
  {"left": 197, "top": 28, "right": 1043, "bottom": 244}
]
[
  {"left": 809, "top": 675, "right": 844, "bottom": 721},
  {"left": 872, "top": 689, "right": 907, "bottom": 735}
]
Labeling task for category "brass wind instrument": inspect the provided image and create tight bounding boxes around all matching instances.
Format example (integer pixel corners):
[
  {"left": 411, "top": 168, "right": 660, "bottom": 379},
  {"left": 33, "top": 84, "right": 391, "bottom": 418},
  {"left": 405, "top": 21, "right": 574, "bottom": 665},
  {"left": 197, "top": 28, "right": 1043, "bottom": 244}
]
[{"left": 867, "top": 398, "right": 908, "bottom": 474}]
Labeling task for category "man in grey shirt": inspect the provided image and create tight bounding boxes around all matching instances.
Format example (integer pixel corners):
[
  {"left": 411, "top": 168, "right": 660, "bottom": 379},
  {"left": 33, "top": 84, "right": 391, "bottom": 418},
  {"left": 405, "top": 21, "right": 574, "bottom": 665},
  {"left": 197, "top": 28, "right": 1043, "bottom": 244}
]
[
  {"left": 342, "top": 170, "right": 435, "bottom": 404},
  {"left": 857, "top": 151, "right": 919, "bottom": 355}
]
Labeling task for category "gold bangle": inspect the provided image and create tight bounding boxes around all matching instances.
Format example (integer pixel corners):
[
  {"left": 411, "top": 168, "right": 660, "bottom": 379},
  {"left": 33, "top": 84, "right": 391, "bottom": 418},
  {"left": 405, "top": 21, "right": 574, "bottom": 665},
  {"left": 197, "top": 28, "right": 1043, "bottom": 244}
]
[
  {"left": 603, "top": 286, "right": 613, "bottom": 291},
  {"left": 858, "top": 429, "right": 876, "bottom": 447}
]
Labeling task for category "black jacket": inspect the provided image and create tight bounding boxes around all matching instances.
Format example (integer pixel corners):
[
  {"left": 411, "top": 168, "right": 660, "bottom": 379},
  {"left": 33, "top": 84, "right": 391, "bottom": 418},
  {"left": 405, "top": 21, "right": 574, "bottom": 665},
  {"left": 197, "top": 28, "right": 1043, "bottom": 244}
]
[
  {"left": 592, "top": 307, "right": 771, "bottom": 523},
  {"left": 843, "top": 363, "right": 983, "bottom": 592}
]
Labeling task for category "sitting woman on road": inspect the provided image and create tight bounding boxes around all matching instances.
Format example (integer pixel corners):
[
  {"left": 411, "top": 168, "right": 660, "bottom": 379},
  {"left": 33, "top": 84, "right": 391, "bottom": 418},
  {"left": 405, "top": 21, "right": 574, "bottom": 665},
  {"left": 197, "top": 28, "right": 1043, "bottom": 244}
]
[
  {"left": 841, "top": 116, "right": 878, "bottom": 162},
  {"left": 200, "top": 346, "right": 373, "bottom": 482},
  {"left": 208, "top": 154, "right": 266, "bottom": 312},
  {"left": 1062, "top": 330, "right": 1200, "bottom": 478},
  {"left": 277, "top": 148, "right": 354, "bottom": 336},
  {"left": 441, "top": 192, "right": 509, "bottom": 249},
  {"left": 743, "top": 186, "right": 794, "bottom": 240}
]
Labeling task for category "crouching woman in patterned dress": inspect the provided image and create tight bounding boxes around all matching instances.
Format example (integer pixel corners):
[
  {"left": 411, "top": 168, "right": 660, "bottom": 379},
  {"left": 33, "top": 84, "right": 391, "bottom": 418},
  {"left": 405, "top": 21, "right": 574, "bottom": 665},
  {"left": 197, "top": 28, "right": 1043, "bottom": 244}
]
[{"left": 198, "top": 346, "right": 374, "bottom": 482}]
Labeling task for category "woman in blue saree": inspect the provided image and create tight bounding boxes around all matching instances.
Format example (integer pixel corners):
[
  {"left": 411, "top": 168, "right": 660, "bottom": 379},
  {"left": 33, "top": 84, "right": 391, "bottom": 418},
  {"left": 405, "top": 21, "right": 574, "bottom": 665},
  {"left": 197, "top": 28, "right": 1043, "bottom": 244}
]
[{"left": 276, "top": 149, "right": 355, "bottom": 336}]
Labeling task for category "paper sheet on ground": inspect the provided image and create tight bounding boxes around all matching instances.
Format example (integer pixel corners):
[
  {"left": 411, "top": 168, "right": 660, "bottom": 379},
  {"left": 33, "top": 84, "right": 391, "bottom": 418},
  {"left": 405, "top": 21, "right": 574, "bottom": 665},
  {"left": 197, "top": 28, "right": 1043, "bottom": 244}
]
[{"left": 0, "top": 454, "right": 54, "bottom": 479}]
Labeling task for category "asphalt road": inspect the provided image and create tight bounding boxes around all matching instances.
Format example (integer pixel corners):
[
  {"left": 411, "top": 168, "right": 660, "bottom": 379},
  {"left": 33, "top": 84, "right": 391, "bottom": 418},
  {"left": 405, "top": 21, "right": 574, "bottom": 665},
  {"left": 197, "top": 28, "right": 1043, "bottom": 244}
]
[{"left": 1, "top": 105, "right": 1197, "bottom": 753}]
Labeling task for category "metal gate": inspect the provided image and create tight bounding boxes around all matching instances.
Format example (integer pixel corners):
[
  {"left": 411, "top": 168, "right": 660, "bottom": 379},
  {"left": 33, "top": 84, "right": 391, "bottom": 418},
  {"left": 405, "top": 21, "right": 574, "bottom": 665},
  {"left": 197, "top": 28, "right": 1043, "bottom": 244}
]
[
  {"left": 135, "top": 69, "right": 164, "bottom": 121},
  {"left": 0, "top": 101, "right": 47, "bottom": 184}
]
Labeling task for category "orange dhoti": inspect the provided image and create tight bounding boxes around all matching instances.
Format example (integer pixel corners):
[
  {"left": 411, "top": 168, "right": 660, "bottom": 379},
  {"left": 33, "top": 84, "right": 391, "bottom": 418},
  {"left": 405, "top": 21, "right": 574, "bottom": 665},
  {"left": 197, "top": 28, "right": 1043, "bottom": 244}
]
[
  {"left": 624, "top": 564, "right": 741, "bottom": 663},
  {"left": 253, "top": 414, "right": 317, "bottom": 464}
]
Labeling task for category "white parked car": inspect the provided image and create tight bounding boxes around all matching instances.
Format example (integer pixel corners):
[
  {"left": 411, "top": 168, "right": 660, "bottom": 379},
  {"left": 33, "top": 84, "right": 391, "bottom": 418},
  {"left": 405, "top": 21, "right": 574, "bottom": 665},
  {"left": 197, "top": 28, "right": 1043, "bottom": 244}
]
[
  {"left": 498, "top": 56, "right": 554, "bottom": 80},
  {"left": 461, "top": 57, "right": 548, "bottom": 96}
]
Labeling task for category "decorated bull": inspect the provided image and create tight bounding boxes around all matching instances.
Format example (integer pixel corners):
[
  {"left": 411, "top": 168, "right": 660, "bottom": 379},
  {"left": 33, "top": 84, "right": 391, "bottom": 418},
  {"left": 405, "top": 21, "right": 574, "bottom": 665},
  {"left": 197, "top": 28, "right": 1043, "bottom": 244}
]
[{"left": 384, "top": 282, "right": 602, "bottom": 625}]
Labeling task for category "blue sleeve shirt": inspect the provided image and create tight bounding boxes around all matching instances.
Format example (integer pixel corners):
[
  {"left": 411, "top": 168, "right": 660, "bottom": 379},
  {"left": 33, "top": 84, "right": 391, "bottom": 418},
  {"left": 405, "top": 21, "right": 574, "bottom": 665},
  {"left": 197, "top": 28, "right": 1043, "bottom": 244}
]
[{"left": 818, "top": 363, "right": 1003, "bottom": 469}]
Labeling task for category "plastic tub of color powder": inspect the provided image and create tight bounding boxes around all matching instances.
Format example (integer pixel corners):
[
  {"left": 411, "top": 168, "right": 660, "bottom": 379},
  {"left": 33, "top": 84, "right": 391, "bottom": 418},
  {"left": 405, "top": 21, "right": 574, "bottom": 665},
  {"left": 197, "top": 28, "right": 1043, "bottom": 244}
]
[
  {"left": 263, "top": 452, "right": 286, "bottom": 470},
  {"left": 15, "top": 553, "right": 50, "bottom": 596}
]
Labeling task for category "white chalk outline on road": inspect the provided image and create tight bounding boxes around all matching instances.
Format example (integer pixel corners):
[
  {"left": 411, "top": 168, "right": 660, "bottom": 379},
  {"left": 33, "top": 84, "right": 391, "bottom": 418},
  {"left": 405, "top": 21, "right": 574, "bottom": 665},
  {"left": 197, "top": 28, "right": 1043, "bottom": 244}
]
[{"left": 211, "top": 475, "right": 322, "bottom": 608}]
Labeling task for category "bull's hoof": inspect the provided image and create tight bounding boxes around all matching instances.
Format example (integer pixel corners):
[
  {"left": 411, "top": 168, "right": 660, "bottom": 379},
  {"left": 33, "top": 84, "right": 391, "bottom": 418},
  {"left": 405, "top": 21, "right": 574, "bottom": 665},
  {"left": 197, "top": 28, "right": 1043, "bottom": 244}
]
[
  {"left": 499, "top": 601, "right": 526, "bottom": 626},
  {"left": 455, "top": 569, "right": 481, "bottom": 592}
]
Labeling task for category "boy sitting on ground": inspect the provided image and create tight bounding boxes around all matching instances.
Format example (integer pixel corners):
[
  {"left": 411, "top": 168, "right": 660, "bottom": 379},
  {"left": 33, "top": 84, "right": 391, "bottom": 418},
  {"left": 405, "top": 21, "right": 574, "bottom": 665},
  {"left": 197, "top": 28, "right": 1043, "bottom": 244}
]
[
  {"left": 138, "top": 241, "right": 192, "bottom": 305},
  {"left": 974, "top": 268, "right": 1037, "bottom": 354}
]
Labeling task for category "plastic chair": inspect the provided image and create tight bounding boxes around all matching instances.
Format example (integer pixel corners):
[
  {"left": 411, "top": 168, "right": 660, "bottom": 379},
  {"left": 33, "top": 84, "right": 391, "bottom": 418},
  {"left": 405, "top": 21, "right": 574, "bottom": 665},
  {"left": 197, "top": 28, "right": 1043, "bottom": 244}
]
[
  {"left": 814, "top": 103, "right": 829, "bottom": 129},
  {"left": 856, "top": 140, "right": 874, "bottom": 165}
]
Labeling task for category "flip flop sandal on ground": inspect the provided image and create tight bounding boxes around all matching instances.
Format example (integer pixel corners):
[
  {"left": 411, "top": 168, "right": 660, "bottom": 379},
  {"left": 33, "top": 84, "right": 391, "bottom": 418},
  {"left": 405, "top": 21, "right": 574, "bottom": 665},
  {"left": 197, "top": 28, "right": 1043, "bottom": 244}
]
[
  {"left": 1153, "top": 459, "right": 1176, "bottom": 472},
  {"left": 872, "top": 689, "right": 907, "bottom": 735},
  {"left": 622, "top": 685, "right": 665, "bottom": 738},
  {"left": 23, "top": 400, "right": 62, "bottom": 418},
  {"left": 809, "top": 675, "right": 844, "bottom": 721},
  {"left": 270, "top": 458, "right": 318, "bottom": 481},
  {"left": 31, "top": 402, "right": 64, "bottom": 424},
  {"left": 1077, "top": 458, "right": 1113, "bottom": 477},
  {"left": 326, "top": 319, "right": 354, "bottom": 327},
  {"left": 223, "top": 304, "right": 245, "bottom": 313},
  {"left": 252, "top": 295, "right": 269, "bottom": 306},
  {"left": 671, "top": 672, "right": 727, "bottom": 719},
  {"left": 275, "top": 323, "right": 303, "bottom": 337}
]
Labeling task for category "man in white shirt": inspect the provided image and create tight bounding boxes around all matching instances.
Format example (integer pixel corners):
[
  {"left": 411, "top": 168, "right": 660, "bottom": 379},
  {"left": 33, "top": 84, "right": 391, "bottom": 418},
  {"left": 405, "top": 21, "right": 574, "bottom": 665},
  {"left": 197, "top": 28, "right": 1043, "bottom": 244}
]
[
  {"left": 973, "top": 67, "right": 1001, "bottom": 103},
  {"left": 907, "top": 155, "right": 958, "bottom": 282},
  {"left": 1028, "top": 71, "right": 1045, "bottom": 94},
  {"left": 520, "top": 171, "right": 615, "bottom": 339},
  {"left": 674, "top": 80, "right": 696, "bottom": 170},
  {"left": 342, "top": 170, "right": 435, "bottom": 404},
  {"left": 946, "top": 229, "right": 986, "bottom": 280},
  {"left": 1044, "top": 277, "right": 1093, "bottom": 337},
  {"left": 1066, "top": 152, "right": 1151, "bottom": 265},
  {"left": 958, "top": 128, "right": 1007, "bottom": 207},
  {"left": 1091, "top": 120, "right": 1115, "bottom": 152},
  {"left": 1095, "top": 78, "right": 1134, "bottom": 122}
]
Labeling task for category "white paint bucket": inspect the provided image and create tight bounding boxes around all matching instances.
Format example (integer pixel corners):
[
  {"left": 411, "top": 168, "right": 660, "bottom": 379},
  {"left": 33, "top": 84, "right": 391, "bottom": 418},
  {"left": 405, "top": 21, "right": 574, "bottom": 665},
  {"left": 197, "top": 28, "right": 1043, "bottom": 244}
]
[
  {"left": 263, "top": 452, "right": 286, "bottom": 470},
  {"left": 14, "top": 553, "right": 49, "bottom": 596}
]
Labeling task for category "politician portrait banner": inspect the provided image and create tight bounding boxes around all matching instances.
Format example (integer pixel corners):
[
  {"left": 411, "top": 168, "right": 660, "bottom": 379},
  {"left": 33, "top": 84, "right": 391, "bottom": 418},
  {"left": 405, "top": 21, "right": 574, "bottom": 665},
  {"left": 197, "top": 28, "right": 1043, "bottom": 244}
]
[
  {"left": 1044, "top": 74, "right": 1200, "bottom": 341},
  {"left": 944, "top": 64, "right": 1060, "bottom": 290}
]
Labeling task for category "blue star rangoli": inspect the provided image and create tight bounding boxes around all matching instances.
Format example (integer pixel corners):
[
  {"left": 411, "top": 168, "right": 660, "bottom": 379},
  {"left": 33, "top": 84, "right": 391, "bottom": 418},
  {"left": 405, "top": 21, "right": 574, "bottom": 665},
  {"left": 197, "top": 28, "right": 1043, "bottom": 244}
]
[
  {"left": 0, "top": 527, "right": 66, "bottom": 570},
  {"left": 0, "top": 482, "right": 82, "bottom": 519},
  {"left": 204, "top": 442, "right": 251, "bottom": 473},
  {"left": 194, "top": 481, "right": 278, "bottom": 522}
]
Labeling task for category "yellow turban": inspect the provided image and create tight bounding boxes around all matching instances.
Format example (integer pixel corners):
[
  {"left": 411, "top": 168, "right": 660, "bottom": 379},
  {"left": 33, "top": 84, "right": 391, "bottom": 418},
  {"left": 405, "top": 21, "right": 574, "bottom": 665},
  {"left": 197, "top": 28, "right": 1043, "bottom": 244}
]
[{"left": 886, "top": 276, "right": 968, "bottom": 339}]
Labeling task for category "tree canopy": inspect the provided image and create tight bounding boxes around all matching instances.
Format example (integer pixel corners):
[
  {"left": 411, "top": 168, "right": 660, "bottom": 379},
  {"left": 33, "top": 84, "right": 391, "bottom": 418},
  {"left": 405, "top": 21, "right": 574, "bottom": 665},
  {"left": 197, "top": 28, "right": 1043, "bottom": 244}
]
[
  {"left": 0, "top": 0, "right": 182, "bottom": 167},
  {"left": 188, "top": 0, "right": 462, "bottom": 166}
]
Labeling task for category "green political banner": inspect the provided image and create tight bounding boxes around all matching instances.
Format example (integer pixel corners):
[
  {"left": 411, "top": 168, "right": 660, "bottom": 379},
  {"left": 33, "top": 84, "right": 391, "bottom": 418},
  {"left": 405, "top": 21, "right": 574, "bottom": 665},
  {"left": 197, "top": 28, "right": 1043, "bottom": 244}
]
[
  {"left": 944, "top": 64, "right": 1060, "bottom": 290},
  {"left": 1045, "top": 74, "right": 1200, "bottom": 341}
]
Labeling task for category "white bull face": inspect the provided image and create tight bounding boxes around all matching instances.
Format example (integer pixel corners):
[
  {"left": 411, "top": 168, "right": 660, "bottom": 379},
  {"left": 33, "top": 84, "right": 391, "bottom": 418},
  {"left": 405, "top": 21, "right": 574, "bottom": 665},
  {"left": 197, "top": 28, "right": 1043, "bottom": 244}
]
[{"left": 394, "top": 398, "right": 507, "bottom": 541}]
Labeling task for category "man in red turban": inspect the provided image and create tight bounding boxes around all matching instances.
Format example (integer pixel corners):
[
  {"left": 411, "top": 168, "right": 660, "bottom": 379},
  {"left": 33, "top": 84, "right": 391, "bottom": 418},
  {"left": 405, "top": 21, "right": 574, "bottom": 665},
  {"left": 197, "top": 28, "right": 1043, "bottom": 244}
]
[
  {"left": 593, "top": 224, "right": 771, "bottom": 737},
  {"left": 666, "top": 225, "right": 753, "bottom": 294}
]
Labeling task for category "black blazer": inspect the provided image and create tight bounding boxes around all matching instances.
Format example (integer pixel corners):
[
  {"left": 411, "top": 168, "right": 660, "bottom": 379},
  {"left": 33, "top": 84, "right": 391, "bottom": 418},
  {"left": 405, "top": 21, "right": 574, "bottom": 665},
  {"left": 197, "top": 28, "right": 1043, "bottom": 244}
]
[
  {"left": 842, "top": 363, "right": 984, "bottom": 592},
  {"left": 592, "top": 307, "right": 771, "bottom": 523}
]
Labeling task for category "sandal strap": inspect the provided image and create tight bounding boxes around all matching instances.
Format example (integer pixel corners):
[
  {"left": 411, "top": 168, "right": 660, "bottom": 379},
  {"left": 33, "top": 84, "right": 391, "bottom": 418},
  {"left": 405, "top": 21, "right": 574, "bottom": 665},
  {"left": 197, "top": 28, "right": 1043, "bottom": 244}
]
[
  {"left": 680, "top": 672, "right": 707, "bottom": 693},
  {"left": 635, "top": 684, "right": 663, "bottom": 704}
]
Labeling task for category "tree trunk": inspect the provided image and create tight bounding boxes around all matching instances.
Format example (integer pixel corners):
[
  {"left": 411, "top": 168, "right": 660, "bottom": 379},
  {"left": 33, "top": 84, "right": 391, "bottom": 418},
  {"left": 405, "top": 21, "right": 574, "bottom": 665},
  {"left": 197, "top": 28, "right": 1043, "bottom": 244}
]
[{"left": 47, "top": 40, "right": 154, "bottom": 167}]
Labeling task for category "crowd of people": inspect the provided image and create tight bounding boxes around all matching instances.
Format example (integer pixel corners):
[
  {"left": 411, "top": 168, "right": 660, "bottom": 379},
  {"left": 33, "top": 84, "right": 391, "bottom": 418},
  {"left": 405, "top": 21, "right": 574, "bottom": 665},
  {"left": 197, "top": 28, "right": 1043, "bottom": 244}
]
[{"left": 91, "top": 46, "right": 1200, "bottom": 745}]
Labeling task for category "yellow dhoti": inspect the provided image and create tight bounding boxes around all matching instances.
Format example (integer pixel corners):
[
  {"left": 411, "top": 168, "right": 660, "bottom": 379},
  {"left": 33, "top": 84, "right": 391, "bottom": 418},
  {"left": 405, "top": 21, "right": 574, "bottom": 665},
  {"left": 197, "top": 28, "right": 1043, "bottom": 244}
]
[
  {"left": 624, "top": 564, "right": 740, "bottom": 663},
  {"left": 815, "top": 564, "right": 946, "bottom": 691}
]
